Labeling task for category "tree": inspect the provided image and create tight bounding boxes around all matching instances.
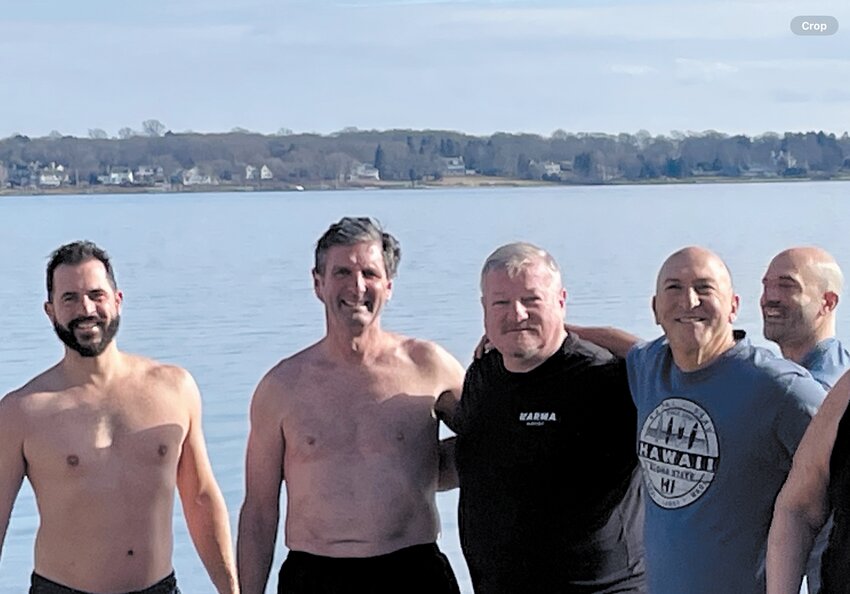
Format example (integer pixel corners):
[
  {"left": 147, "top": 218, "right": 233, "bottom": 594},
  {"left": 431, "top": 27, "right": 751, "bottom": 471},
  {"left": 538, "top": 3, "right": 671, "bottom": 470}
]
[
  {"left": 88, "top": 129, "right": 109, "bottom": 140},
  {"left": 142, "top": 119, "right": 167, "bottom": 137},
  {"left": 118, "top": 127, "right": 136, "bottom": 139},
  {"left": 48, "top": 130, "right": 63, "bottom": 140},
  {"left": 276, "top": 128, "right": 293, "bottom": 136},
  {"left": 374, "top": 144, "right": 385, "bottom": 177}
]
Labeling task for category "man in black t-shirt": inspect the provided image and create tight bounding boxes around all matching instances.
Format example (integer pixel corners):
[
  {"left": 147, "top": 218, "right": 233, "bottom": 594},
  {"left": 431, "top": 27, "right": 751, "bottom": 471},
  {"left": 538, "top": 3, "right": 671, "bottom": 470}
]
[{"left": 442, "top": 242, "right": 645, "bottom": 594}]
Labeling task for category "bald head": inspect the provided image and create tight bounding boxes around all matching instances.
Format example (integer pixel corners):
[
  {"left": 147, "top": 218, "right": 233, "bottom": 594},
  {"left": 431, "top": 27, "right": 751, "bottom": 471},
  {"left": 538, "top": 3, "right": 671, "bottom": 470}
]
[
  {"left": 761, "top": 246, "right": 842, "bottom": 361},
  {"left": 768, "top": 247, "right": 843, "bottom": 296},
  {"left": 656, "top": 246, "right": 734, "bottom": 295}
]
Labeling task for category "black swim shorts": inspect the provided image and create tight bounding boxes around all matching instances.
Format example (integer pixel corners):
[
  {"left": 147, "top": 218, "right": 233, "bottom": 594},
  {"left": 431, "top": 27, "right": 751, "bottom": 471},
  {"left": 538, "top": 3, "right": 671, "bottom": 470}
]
[
  {"left": 278, "top": 543, "right": 460, "bottom": 594},
  {"left": 30, "top": 571, "right": 180, "bottom": 594}
]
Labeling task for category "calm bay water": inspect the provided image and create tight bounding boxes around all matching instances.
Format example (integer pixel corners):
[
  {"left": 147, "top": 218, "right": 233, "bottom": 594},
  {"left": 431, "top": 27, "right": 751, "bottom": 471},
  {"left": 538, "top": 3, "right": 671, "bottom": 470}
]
[{"left": 1, "top": 181, "right": 848, "bottom": 592}]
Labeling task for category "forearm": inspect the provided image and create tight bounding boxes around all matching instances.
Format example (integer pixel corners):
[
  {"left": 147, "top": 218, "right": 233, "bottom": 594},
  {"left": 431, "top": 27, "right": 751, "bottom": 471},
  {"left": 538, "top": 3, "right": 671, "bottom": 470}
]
[
  {"left": 237, "top": 505, "right": 279, "bottom": 594},
  {"left": 566, "top": 324, "right": 639, "bottom": 357},
  {"left": 766, "top": 505, "right": 818, "bottom": 594},
  {"left": 184, "top": 489, "right": 239, "bottom": 594}
]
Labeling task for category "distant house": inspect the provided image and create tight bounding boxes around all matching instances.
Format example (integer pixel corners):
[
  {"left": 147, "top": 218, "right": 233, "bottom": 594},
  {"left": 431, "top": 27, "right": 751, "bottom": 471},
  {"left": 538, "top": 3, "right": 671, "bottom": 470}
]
[
  {"left": 39, "top": 163, "right": 69, "bottom": 187},
  {"left": 245, "top": 165, "right": 257, "bottom": 181},
  {"left": 134, "top": 165, "right": 159, "bottom": 184},
  {"left": 182, "top": 167, "right": 214, "bottom": 186},
  {"left": 260, "top": 165, "right": 273, "bottom": 180},
  {"left": 440, "top": 156, "right": 466, "bottom": 176},
  {"left": 108, "top": 167, "right": 134, "bottom": 185},
  {"left": 349, "top": 162, "right": 380, "bottom": 181},
  {"left": 542, "top": 161, "right": 561, "bottom": 176}
]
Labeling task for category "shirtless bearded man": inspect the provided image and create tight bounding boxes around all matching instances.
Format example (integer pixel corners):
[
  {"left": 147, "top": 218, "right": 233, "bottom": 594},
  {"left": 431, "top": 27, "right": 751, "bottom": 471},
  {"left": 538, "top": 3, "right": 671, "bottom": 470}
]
[
  {"left": 237, "top": 217, "right": 465, "bottom": 594},
  {"left": 0, "top": 241, "right": 238, "bottom": 594}
]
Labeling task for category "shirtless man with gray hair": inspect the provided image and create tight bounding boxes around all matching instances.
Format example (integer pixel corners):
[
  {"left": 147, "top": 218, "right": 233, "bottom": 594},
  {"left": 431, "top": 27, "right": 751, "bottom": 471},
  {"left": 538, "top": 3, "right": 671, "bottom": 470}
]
[
  {"left": 237, "top": 217, "right": 464, "bottom": 594},
  {"left": 0, "top": 240, "right": 237, "bottom": 594}
]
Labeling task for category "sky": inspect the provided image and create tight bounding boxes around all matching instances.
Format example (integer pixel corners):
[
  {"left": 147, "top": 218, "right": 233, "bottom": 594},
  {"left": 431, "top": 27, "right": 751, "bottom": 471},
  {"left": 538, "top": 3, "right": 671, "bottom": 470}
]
[{"left": 2, "top": 0, "right": 848, "bottom": 139}]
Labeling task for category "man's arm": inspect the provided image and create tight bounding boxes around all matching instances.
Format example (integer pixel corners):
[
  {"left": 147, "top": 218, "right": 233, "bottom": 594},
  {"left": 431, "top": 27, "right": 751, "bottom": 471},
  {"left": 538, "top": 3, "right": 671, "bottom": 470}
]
[
  {"left": 0, "top": 391, "right": 26, "bottom": 560},
  {"left": 565, "top": 324, "right": 641, "bottom": 358},
  {"left": 174, "top": 371, "right": 239, "bottom": 594},
  {"left": 767, "top": 372, "right": 850, "bottom": 594},
  {"left": 431, "top": 345, "right": 465, "bottom": 491},
  {"left": 237, "top": 373, "right": 285, "bottom": 594}
]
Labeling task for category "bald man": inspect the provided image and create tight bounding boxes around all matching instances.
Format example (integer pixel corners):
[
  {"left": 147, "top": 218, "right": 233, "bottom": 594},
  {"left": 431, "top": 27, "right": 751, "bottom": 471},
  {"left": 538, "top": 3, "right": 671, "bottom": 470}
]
[
  {"left": 761, "top": 247, "right": 849, "bottom": 593},
  {"left": 762, "top": 246, "right": 849, "bottom": 389},
  {"left": 626, "top": 246, "right": 825, "bottom": 594}
]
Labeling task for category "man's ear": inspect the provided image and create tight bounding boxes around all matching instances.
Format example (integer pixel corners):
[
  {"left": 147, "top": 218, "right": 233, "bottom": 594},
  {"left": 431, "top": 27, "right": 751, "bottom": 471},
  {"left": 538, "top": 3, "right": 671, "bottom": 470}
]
[
  {"left": 729, "top": 294, "right": 740, "bottom": 323},
  {"left": 312, "top": 268, "right": 324, "bottom": 302},
  {"left": 823, "top": 291, "right": 839, "bottom": 313},
  {"left": 651, "top": 296, "right": 660, "bottom": 325}
]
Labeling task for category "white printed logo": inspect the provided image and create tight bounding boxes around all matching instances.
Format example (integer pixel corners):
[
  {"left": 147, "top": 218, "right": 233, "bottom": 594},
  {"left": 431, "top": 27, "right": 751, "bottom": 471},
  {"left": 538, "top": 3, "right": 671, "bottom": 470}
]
[
  {"left": 518, "top": 411, "right": 558, "bottom": 426},
  {"left": 638, "top": 398, "right": 719, "bottom": 509}
]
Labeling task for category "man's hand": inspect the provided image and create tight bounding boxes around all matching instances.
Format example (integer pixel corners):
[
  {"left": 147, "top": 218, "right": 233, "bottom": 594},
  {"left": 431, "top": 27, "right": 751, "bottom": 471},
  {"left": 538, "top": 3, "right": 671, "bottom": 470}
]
[{"left": 473, "top": 335, "right": 493, "bottom": 360}]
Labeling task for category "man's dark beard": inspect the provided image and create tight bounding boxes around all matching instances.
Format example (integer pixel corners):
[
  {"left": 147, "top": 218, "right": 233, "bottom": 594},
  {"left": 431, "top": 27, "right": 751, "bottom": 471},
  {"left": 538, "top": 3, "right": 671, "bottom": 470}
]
[{"left": 53, "top": 315, "right": 120, "bottom": 357}]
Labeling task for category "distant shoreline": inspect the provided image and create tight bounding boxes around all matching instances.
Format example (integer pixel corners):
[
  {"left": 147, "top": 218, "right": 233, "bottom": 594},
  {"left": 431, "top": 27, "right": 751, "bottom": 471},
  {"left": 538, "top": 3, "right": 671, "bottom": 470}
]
[{"left": 2, "top": 173, "right": 847, "bottom": 198}]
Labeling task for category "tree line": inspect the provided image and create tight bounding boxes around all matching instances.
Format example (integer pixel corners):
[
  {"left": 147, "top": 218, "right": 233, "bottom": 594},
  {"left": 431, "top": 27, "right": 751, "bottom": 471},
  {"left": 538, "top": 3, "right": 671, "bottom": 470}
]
[{"left": 1, "top": 127, "right": 848, "bottom": 187}]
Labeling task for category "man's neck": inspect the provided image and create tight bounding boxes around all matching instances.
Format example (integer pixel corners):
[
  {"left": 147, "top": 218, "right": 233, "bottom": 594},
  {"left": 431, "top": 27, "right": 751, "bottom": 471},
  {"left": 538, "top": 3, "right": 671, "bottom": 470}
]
[
  {"left": 325, "top": 323, "right": 389, "bottom": 363},
  {"left": 60, "top": 344, "right": 124, "bottom": 387},
  {"left": 780, "top": 332, "right": 833, "bottom": 365},
  {"left": 671, "top": 332, "right": 738, "bottom": 373}
]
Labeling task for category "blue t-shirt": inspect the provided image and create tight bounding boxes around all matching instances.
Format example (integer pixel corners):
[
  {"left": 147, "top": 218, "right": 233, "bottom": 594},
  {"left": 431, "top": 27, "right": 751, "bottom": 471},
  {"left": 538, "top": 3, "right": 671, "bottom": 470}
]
[
  {"left": 626, "top": 336, "right": 826, "bottom": 594},
  {"left": 801, "top": 337, "right": 850, "bottom": 390}
]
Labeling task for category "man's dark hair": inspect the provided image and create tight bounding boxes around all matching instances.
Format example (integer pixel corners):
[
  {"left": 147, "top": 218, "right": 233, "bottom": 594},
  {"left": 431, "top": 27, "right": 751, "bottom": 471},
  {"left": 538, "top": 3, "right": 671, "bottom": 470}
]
[
  {"left": 46, "top": 240, "right": 117, "bottom": 301},
  {"left": 314, "top": 217, "right": 401, "bottom": 278}
]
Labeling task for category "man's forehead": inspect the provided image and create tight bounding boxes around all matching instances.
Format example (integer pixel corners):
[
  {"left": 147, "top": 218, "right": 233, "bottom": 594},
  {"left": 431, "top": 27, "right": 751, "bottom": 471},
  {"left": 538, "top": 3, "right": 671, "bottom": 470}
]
[
  {"left": 484, "top": 262, "right": 558, "bottom": 291},
  {"left": 53, "top": 259, "right": 108, "bottom": 279},
  {"left": 657, "top": 252, "right": 731, "bottom": 285},
  {"left": 325, "top": 241, "right": 385, "bottom": 268},
  {"left": 765, "top": 251, "right": 812, "bottom": 280}
]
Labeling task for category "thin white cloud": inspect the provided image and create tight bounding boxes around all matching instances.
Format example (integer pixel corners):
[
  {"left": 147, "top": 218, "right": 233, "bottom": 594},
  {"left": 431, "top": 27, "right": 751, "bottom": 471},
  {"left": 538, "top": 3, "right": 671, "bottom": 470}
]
[{"left": 674, "top": 58, "right": 739, "bottom": 83}]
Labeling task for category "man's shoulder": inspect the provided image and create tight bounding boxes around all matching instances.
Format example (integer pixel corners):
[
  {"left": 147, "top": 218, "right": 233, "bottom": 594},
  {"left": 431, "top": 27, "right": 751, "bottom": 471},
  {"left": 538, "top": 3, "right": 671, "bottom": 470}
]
[
  {"left": 625, "top": 335, "right": 667, "bottom": 366},
  {"left": 567, "top": 334, "right": 620, "bottom": 366},
  {"left": 399, "top": 335, "right": 460, "bottom": 368},
  {"left": 129, "top": 354, "right": 195, "bottom": 388}
]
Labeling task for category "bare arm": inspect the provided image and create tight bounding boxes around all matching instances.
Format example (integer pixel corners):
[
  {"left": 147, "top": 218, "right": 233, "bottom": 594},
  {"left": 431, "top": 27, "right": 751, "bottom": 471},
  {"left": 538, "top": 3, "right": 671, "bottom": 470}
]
[
  {"left": 175, "top": 372, "right": 239, "bottom": 594},
  {"left": 0, "top": 392, "right": 26, "bottom": 561},
  {"left": 431, "top": 345, "right": 465, "bottom": 490},
  {"left": 238, "top": 374, "right": 285, "bottom": 594},
  {"left": 565, "top": 324, "right": 640, "bottom": 358},
  {"left": 767, "top": 372, "right": 850, "bottom": 594}
]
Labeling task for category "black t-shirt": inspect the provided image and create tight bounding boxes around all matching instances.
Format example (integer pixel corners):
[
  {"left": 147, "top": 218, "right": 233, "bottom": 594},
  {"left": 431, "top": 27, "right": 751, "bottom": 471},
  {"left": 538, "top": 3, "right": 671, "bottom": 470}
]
[
  {"left": 822, "top": 402, "right": 850, "bottom": 592},
  {"left": 455, "top": 334, "right": 645, "bottom": 594}
]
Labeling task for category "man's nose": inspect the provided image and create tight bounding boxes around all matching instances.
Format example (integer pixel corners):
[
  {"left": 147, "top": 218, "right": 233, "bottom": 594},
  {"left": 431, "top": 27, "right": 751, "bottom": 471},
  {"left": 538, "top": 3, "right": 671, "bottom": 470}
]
[
  {"left": 79, "top": 295, "right": 97, "bottom": 315},
  {"left": 512, "top": 301, "right": 529, "bottom": 321},
  {"left": 685, "top": 288, "right": 700, "bottom": 309},
  {"left": 353, "top": 272, "right": 366, "bottom": 294}
]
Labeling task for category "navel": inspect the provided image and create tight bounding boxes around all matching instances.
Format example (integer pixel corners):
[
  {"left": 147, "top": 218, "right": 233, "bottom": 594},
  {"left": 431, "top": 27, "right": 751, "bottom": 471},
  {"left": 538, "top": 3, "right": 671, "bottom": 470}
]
[
  {"left": 66, "top": 455, "right": 79, "bottom": 467},
  {"left": 396, "top": 431, "right": 405, "bottom": 442},
  {"left": 158, "top": 444, "right": 168, "bottom": 457},
  {"left": 306, "top": 436, "right": 316, "bottom": 446},
  {"left": 127, "top": 549, "right": 134, "bottom": 556}
]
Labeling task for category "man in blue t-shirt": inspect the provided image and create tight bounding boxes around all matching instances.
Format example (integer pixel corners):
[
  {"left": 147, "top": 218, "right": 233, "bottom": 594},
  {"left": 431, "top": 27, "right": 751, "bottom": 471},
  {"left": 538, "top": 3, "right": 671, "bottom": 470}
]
[
  {"left": 571, "top": 246, "right": 825, "bottom": 594},
  {"left": 761, "top": 246, "right": 849, "bottom": 389},
  {"left": 761, "top": 247, "right": 849, "bottom": 593}
]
